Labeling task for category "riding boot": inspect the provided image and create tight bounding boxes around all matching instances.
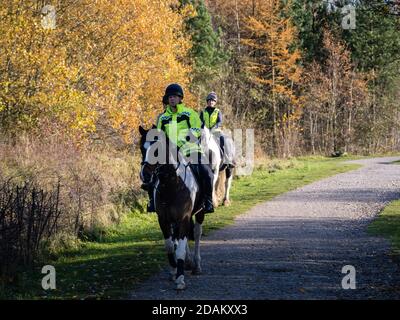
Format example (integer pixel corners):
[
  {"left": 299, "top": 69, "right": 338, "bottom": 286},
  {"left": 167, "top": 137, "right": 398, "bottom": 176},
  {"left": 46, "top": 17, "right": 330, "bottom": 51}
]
[
  {"left": 204, "top": 196, "right": 214, "bottom": 214},
  {"left": 198, "top": 162, "right": 214, "bottom": 214}
]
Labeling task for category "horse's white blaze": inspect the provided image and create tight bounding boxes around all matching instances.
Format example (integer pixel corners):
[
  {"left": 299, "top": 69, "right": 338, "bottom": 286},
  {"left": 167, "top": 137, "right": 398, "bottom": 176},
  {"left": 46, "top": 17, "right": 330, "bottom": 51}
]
[
  {"left": 164, "top": 236, "right": 174, "bottom": 254},
  {"left": 175, "top": 237, "right": 187, "bottom": 261},
  {"left": 140, "top": 142, "right": 152, "bottom": 182}
]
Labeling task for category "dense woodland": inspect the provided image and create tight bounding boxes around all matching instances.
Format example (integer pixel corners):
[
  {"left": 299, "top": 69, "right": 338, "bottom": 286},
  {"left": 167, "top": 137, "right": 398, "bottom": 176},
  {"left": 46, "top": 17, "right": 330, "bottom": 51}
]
[
  {"left": 1, "top": 0, "right": 400, "bottom": 153},
  {"left": 1, "top": 0, "right": 400, "bottom": 281}
]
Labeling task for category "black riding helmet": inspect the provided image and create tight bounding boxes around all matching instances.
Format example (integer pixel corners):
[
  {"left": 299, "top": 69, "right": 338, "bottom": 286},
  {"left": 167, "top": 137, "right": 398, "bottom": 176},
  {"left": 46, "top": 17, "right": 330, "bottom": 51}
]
[
  {"left": 162, "top": 95, "right": 169, "bottom": 105},
  {"left": 165, "top": 83, "right": 184, "bottom": 98}
]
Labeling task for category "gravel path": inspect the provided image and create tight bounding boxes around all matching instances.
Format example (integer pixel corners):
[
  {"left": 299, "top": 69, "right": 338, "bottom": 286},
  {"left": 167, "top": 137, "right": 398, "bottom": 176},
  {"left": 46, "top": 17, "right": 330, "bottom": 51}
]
[{"left": 130, "top": 157, "right": 400, "bottom": 299}]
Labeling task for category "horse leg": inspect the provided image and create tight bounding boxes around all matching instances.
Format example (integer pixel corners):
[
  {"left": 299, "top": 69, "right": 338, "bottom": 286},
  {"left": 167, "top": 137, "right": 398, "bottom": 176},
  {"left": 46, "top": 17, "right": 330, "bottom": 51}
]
[
  {"left": 184, "top": 240, "right": 194, "bottom": 270},
  {"left": 159, "top": 218, "right": 177, "bottom": 281},
  {"left": 223, "top": 167, "right": 233, "bottom": 206},
  {"left": 184, "top": 216, "right": 197, "bottom": 270},
  {"left": 175, "top": 217, "right": 191, "bottom": 290},
  {"left": 165, "top": 236, "right": 177, "bottom": 281},
  {"left": 212, "top": 168, "right": 219, "bottom": 207},
  {"left": 192, "top": 211, "right": 204, "bottom": 275}
]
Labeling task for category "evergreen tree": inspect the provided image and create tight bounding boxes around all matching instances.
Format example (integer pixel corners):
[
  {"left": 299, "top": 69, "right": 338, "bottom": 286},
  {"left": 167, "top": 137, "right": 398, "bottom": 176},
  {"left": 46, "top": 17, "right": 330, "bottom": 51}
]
[
  {"left": 289, "top": 0, "right": 342, "bottom": 63},
  {"left": 342, "top": 2, "right": 400, "bottom": 75},
  {"left": 179, "top": 0, "right": 229, "bottom": 99}
]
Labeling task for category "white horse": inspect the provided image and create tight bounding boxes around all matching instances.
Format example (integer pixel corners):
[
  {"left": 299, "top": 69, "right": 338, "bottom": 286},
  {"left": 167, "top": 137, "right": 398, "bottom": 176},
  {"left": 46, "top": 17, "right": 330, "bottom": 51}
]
[{"left": 200, "top": 127, "right": 234, "bottom": 206}]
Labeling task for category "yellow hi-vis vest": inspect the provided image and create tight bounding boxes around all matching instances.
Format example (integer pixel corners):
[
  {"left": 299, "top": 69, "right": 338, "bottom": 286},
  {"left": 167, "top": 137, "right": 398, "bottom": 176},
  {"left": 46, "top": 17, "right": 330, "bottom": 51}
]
[
  {"left": 156, "top": 103, "right": 202, "bottom": 156},
  {"left": 202, "top": 108, "right": 220, "bottom": 130}
]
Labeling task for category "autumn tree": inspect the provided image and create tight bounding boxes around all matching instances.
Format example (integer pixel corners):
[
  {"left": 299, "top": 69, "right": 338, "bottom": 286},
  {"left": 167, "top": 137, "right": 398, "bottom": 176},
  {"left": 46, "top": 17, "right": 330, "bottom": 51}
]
[
  {"left": 303, "top": 29, "right": 369, "bottom": 154},
  {"left": 0, "top": 1, "right": 94, "bottom": 140},
  {"left": 242, "top": 0, "right": 302, "bottom": 156},
  {"left": 0, "top": 0, "right": 195, "bottom": 145}
]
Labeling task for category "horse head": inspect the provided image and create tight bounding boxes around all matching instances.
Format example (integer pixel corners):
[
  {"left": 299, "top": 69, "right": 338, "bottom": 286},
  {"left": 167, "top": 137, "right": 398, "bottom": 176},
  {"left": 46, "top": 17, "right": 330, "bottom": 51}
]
[
  {"left": 138, "top": 125, "right": 158, "bottom": 184},
  {"left": 138, "top": 125, "right": 180, "bottom": 184}
]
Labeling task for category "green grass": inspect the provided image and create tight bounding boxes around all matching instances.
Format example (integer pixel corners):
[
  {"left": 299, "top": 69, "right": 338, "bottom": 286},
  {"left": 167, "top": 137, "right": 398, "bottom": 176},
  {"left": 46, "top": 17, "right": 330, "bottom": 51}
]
[
  {"left": 368, "top": 200, "right": 400, "bottom": 254},
  {"left": 1, "top": 156, "right": 361, "bottom": 300}
]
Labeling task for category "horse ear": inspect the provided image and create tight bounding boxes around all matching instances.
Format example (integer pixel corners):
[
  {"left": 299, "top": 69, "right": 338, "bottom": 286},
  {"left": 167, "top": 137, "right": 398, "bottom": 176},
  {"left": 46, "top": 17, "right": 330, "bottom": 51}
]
[{"left": 139, "top": 125, "right": 147, "bottom": 136}]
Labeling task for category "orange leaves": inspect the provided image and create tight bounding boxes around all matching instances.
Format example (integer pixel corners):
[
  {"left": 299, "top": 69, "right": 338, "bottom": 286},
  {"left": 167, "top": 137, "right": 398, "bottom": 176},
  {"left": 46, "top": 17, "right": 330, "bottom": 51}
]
[
  {"left": 0, "top": 0, "right": 194, "bottom": 145},
  {"left": 242, "top": 0, "right": 302, "bottom": 107},
  {"left": 304, "top": 28, "right": 369, "bottom": 118},
  {"left": 82, "top": 0, "right": 195, "bottom": 143}
]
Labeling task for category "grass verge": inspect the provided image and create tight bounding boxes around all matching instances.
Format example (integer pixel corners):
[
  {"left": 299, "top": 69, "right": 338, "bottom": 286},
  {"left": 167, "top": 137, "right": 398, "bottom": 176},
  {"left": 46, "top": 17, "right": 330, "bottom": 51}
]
[
  {"left": 368, "top": 200, "right": 400, "bottom": 254},
  {"left": 1, "top": 156, "right": 360, "bottom": 299}
]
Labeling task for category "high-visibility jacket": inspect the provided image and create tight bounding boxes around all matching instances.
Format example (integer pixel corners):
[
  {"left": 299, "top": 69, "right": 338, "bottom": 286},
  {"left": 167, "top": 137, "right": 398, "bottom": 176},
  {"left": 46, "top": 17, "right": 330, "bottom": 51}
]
[
  {"left": 200, "top": 107, "right": 222, "bottom": 131},
  {"left": 156, "top": 103, "right": 202, "bottom": 156}
]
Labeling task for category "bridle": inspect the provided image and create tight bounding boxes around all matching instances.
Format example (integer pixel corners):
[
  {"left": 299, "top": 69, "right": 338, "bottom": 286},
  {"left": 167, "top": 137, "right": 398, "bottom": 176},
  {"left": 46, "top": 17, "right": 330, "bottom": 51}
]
[{"left": 141, "top": 136, "right": 195, "bottom": 187}]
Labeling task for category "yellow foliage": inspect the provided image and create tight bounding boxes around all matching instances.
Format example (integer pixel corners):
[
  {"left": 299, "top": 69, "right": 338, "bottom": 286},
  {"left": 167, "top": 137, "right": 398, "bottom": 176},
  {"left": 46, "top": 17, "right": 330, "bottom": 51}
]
[
  {"left": 0, "top": 0, "right": 194, "bottom": 144},
  {"left": 243, "top": 0, "right": 302, "bottom": 107}
]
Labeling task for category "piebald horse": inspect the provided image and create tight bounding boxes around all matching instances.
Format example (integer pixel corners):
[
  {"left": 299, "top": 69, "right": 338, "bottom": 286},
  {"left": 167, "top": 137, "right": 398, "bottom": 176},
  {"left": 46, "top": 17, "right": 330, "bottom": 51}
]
[
  {"left": 200, "top": 127, "right": 234, "bottom": 206},
  {"left": 139, "top": 126, "right": 204, "bottom": 290}
]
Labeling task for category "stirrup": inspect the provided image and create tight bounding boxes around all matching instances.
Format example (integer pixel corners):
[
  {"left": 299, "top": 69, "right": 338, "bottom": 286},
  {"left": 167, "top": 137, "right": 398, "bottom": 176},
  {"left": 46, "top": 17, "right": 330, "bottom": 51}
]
[{"left": 204, "top": 200, "right": 214, "bottom": 214}]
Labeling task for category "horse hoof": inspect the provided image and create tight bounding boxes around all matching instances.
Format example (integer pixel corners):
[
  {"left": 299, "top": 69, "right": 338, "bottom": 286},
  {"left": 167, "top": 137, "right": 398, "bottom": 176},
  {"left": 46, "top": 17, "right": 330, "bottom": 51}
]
[
  {"left": 176, "top": 283, "right": 186, "bottom": 290},
  {"left": 223, "top": 199, "right": 231, "bottom": 206},
  {"left": 192, "top": 268, "right": 202, "bottom": 275},
  {"left": 175, "top": 275, "right": 186, "bottom": 290}
]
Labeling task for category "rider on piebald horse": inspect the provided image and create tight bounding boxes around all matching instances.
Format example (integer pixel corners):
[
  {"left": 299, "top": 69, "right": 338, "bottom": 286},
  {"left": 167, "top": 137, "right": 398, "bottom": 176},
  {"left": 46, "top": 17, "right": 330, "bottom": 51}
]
[
  {"left": 200, "top": 92, "right": 235, "bottom": 168},
  {"left": 142, "top": 83, "right": 215, "bottom": 214}
]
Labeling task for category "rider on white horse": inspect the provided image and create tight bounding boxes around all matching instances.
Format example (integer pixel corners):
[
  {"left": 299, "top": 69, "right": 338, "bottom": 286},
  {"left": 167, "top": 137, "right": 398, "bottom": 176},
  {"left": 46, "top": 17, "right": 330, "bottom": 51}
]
[{"left": 200, "top": 92, "right": 235, "bottom": 168}]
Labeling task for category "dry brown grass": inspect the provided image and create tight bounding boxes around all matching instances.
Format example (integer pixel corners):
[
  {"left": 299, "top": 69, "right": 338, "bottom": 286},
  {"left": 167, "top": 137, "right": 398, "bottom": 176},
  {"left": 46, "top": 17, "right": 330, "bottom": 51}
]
[{"left": 0, "top": 135, "right": 144, "bottom": 240}]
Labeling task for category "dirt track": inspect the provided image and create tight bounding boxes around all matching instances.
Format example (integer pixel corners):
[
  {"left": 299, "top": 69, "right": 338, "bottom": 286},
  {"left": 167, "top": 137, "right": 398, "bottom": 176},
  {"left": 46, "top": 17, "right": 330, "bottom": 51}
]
[{"left": 130, "top": 157, "right": 400, "bottom": 299}]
